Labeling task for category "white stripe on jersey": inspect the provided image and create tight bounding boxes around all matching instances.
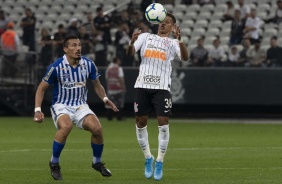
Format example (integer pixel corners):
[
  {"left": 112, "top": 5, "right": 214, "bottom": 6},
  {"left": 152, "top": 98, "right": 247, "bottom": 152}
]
[
  {"left": 133, "top": 33, "right": 181, "bottom": 91},
  {"left": 43, "top": 55, "right": 100, "bottom": 106}
]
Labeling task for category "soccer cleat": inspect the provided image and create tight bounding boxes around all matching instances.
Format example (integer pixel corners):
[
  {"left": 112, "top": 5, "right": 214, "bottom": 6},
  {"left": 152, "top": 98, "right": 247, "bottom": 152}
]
[
  {"left": 92, "top": 162, "right": 112, "bottom": 177},
  {"left": 154, "top": 161, "right": 163, "bottom": 181},
  {"left": 144, "top": 155, "right": 154, "bottom": 179},
  {"left": 49, "top": 161, "right": 63, "bottom": 180}
]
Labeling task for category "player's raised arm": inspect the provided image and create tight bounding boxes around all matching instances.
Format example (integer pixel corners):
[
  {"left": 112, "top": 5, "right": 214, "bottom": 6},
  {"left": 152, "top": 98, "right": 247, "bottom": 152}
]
[
  {"left": 92, "top": 79, "right": 119, "bottom": 112},
  {"left": 126, "top": 30, "right": 141, "bottom": 56},
  {"left": 173, "top": 25, "right": 189, "bottom": 61},
  {"left": 34, "top": 81, "right": 49, "bottom": 123}
]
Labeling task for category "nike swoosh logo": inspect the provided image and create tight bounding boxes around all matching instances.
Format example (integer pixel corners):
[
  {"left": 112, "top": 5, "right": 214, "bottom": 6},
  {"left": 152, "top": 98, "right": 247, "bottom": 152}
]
[{"left": 164, "top": 110, "right": 170, "bottom": 113}]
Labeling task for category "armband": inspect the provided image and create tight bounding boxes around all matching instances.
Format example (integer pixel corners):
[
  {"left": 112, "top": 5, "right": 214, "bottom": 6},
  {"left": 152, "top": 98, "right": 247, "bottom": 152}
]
[
  {"left": 34, "top": 107, "right": 41, "bottom": 112},
  {"left": 103, "top": 97, "right": 109, "bottom": 103}
]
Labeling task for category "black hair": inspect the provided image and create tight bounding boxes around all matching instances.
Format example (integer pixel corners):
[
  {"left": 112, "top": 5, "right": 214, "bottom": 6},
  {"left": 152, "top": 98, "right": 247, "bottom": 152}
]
[
  {"left": 113, "top": 57, "right": 120, "bottom": 63},
  {"left": 96, "top": 7, "right": 103, "bottom": 12},
  {"left": 166, "top": 12, "right": 176, "bottom": 24},
  {"left": 63, "top": 35, "right": 79, "bottom": 47},
  {"left": 58, "top": 24, "right": 64, "bottom": 29},
  {"left": 271, "top": 36, "right": 277, "bottom": 40}
]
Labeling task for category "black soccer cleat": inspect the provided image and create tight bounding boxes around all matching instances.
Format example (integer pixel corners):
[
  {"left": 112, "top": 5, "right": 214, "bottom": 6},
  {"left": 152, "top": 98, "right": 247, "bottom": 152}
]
[
  {"left": 92, "top": 162, "right": 112, "bottom": 177},
  {"left": 49, "top": 161, "right": 63, "bottom": 180}
]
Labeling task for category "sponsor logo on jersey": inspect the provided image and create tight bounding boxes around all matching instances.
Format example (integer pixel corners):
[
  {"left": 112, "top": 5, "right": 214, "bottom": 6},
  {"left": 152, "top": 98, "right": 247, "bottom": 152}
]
[
  {"left": 63, "top": 82, "right": 86, "bottom": 89},
  {"left": 44, "top": 67, "right": 54, "bottom": 81},
  {"left": 144, "top": 49, "right": 166, "bottom": 61},
  {"left": 143, "top": 75, "right": 160, "bottom": 85}
]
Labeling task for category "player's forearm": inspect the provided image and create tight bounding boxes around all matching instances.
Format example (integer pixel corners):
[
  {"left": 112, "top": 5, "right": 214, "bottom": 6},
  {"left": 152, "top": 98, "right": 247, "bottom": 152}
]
[
  {"left": 94, "top": 84, "right": 107, "bottom": 101},
  {"left": 179, "top": 42, "right": 189, "bottom": 61},
  {"left": 126, "top": 44, "right": 135, "bottom": 56},
  {"left": 34, "top": 81, "right": 49, "bottom": 108},
  {"left": 35, "top": 89, "right": 45, "bottom": 108}
]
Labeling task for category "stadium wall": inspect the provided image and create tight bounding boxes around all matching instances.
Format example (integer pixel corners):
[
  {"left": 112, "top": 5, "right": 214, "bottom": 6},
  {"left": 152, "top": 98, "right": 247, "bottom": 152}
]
[{"left": 40, "top": 68, "right": 282, "bottom": 118}]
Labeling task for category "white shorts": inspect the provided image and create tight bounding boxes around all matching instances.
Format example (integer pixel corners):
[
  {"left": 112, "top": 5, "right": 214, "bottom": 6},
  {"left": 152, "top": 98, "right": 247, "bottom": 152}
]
[{"left": 50, "top": 103, "right": 95, "bottom": 129}]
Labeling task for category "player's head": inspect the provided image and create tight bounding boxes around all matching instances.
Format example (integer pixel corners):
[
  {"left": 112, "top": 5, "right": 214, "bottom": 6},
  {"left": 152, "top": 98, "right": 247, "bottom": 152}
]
[
  {"left": 158, "top": 12, "right": 176, "bottom": 35},
  {"left": 63, "top": 35, "right": 81, "bottom": 60}
]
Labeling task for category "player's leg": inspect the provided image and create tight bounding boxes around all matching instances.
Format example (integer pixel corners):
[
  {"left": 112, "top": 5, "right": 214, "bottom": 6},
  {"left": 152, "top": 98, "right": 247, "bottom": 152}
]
[
  {"left": 49, "top": 114, "right": 73, "bottom": 180},
  {"left": 82, "top": 113, "right": 112, "bottom": 177},
  {"left": 134, "top": 88, "right": 154, "bottom": 178},
  {"left": 156, "top": 116, "right": 170, "bottom": 163},
  {"left": 153, "top": 90, "right": 172, "bottom": 180}
]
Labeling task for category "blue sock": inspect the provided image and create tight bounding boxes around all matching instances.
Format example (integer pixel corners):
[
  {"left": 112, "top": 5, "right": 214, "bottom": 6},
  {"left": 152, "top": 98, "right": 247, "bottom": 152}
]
[
  {"left": 91, "top": 143, "right": 104, "bottom": 164},
  {"left": 51, "top": 140, "right": 65, "bottom": 163}
]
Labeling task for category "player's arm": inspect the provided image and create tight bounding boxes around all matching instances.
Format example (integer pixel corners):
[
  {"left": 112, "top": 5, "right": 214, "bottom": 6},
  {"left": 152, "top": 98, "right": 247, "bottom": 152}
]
[
  {"left": 126, "top": 30, "right": 141, "bottom": 56},
  {"left": 34, "top": 81, "right": 49, "bottom": 123},
  {"left": 92, "top": 79, "right": 119, "bottom": 112},
  {"left": 174, "top": 25, "right": 189, "bottom": 61}
]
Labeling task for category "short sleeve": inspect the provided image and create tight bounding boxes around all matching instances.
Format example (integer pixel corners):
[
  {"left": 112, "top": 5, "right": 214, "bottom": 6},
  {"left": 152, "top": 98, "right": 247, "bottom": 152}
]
[
  {"left": 89, "top": 61, "right": 101, "bottom": 80},
  {"left": 174, "top": 39, "right": 181, "bottom": 59},
  {"left": 134, "top": 33, "right": 149, "bottom": 52},
  {"left": 118, "top": 67, "right": 124, "bottom": 78},
  {"left": 43, "top": 65, "right": 56, "bottom": 84},
  {"left": 245, "top": 18, "right": 251, "bottom": 27}
]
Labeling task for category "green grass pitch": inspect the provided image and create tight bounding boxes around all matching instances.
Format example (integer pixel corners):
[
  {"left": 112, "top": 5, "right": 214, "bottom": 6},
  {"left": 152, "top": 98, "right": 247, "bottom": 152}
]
[{"left": 1, "top": 117, "right": 282, "bottom": 183}]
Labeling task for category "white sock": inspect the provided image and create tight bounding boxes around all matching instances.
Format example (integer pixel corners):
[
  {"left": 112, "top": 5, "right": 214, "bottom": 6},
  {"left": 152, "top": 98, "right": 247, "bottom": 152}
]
[
  {"left": 156, "top": 125, "right": 170, "bottom": 162},
  {"left": 136, "top": 125, "right": 152, "bottom": 159}
]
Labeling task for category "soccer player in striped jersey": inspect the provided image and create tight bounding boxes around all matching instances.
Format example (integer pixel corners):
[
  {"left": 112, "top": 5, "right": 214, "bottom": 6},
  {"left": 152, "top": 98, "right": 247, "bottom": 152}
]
[
  {"left": 126, "top": 13, "right": 189, "bottom": 180},
  {"left": 33, "top": 35, "right": 118, "bottom": 180}
]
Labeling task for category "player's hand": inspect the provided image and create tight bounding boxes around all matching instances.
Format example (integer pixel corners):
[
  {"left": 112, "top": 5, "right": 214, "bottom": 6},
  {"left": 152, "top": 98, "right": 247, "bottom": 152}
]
[
  {"left": 130, "top": 30, "right": 141, "bottom": 44},
  {"left": 105, "top": 100, "right": 119, "bottom": 112},
  {"left": 34, "top": 111, "right": 45, "bottom": 123},
  {"left": 172, "top": 25, "right": 181, "bottom": 41}
]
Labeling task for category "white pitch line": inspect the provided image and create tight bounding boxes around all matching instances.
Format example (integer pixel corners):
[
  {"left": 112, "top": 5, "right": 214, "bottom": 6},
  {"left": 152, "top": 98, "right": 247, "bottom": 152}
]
[
  {"left": 2, "top": 167, "right": 282, "bottom": 171},
  {"left": 170, "top": 119, "right": 282, "bottom": 124},
  {"left": 2, "top": 147, "right": 282, "bottom": 153}
]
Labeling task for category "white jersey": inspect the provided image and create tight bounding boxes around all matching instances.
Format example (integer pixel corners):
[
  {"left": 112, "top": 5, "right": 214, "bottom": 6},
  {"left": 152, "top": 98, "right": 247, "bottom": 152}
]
[{"left": 133, "top": 33, "right": 181, "bottom": 91}]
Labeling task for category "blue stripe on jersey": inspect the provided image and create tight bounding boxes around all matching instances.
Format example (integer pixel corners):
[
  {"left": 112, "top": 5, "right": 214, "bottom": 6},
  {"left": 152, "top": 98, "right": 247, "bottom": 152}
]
[
  {"left": 43, "top": 56, "right": 100, "bottom": 106},
  {"left": 51, "top": 106, "right": 58, "bottom": 122}
]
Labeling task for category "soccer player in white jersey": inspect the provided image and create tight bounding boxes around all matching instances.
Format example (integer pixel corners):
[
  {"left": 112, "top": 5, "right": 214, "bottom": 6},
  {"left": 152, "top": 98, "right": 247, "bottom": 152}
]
[
  {"left": 33, "top": 35, "right": 118, "bottom": 180},
  {"left": 126, "top": 13, "right": 189, "bottom": 180}
]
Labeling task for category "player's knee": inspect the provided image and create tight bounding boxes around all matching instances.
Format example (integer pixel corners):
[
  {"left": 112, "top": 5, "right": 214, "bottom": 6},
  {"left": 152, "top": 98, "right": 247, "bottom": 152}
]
[
  {"left": 57, "top": 124, "right": 73, "bottom": 138},
  {"left": 60, "top": 123, "right": 73, "bottom": 132},
  {"left": 89, "top": 125, "right": 102, "bottom": 135},
  {"left": 136, "top": 116, "right": 148, "bottom": 128}
]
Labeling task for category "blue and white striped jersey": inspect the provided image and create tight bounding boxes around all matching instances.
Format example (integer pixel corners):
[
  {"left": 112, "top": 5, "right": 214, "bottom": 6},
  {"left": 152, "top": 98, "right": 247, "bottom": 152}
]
[{"left": 43, "top": 55, "right": 100, "bottom": 106}]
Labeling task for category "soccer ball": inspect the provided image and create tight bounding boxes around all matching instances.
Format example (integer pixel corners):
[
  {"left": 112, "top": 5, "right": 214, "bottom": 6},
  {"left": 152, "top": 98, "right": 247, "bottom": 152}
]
[{"left": 145, "top": 3, "right": 167, "bottom": 24}]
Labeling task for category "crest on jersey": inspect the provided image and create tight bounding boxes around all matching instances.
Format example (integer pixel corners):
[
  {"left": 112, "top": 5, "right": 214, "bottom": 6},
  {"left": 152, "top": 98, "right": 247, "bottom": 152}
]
[
  {"left": 62, "top": 73, "right": 69, "bottom": 79},
  {"left": 170, "top": 70, "right": 185, "bottom": 102},
  {"left": 162, "top": 38, "right": 171, "bottom": 46},
  {"left": 81, "top": 69, "right": 87, "bottom": 76}
]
